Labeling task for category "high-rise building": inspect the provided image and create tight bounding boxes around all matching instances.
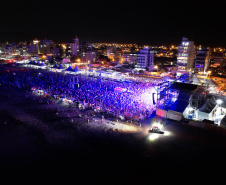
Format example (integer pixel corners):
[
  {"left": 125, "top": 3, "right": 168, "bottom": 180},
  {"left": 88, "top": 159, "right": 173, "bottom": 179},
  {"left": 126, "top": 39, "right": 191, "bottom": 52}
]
[
  {"left": 27, "top": 44, "right": 38, "bottom": 55},
  {"left": 39, "top": 39, "right": 54, "bottom": 54},
  {"left": 65, "top": 36, "right": 79, "bottom": 57},
  {"left": 32, "top": 39, "right": 40, "bottom": 54},
  {"left": 70, "top": 36, "right": 79, "bottom": 56},
  {"left": 80, "top": 41, "right": 93, "bottom": 52},
  {"left": 30, "top": 39, "right": 54, "bottom": 55},
  {"left": 121, "top": 53, "right": 137, "bottom": 64},
  {"left": 53, "top": 46, "right": 61, "bottom": 58},
  {"left": 135, "top": 47, "right": 154, "bottom": 71},
  {"left": 194, "top": 47, "right": 210, "bottom": 74},
  {"left": 177, "top": 37, "right": 195, "bottom": 73},
  {"left": 81, "top": 51, "right": 97, "bottom": 63},
  {"left": 212, "top": 52, "right": 224, "bottom": 68}
]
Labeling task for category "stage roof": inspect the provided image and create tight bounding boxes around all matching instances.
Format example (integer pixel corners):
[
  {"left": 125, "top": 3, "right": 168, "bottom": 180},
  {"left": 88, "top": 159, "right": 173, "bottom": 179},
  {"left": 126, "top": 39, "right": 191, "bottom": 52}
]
[
  {"left": 167, "top": 82, "right": 199, "bottom": 112},
  {"left": 168, "top": 100, "right": 189, "bottom": 113},
  {"left": 170, "top": 82, "right": 198, "bottom": 92}
]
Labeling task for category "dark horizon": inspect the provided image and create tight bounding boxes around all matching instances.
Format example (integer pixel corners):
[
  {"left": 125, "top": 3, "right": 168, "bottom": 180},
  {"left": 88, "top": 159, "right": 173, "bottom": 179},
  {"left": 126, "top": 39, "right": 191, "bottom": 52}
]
[{"left": 1, "top": 0, "right": 225, "bottom": 48}]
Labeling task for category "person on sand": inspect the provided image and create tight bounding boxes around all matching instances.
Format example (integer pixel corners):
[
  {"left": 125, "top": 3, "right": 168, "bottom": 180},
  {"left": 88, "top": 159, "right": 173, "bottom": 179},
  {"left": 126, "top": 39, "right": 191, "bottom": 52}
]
[
  {"left": 93, "top": 114, "right": 96, "bottom": 122},
  {"left": 101, "top": 115, "right": 104, "bottom": 123}
]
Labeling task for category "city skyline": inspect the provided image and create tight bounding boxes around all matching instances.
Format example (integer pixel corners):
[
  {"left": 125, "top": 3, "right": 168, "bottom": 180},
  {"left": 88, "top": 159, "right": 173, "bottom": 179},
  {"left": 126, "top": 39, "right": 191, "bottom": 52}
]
[{"left": 0, "top": 0, "right": 225, "bottom": 47}]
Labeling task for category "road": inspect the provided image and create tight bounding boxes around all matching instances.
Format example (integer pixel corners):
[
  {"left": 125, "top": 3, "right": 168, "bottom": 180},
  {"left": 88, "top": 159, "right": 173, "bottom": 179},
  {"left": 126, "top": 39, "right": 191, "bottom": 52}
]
[{"left": 0, "top": 86, "right": 226, "bottom": 185}]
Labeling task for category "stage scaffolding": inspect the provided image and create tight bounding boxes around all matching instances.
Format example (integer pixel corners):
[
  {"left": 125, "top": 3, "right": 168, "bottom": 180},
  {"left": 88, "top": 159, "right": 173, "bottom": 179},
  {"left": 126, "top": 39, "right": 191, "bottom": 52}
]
[{"left": 155, "top": 80, "right": 179, "bottom": 110}]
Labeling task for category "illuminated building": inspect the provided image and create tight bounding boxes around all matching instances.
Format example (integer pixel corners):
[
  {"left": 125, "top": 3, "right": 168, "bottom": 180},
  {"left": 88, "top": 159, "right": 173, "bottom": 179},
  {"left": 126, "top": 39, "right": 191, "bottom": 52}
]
[
  {"left": 211, "top": 52, "right": 224, "bottom": 68},
  {"left": 103, "top": 47, "right": 122, "bottom": 61},
  {"left": 121, "top": 53, "right": 137, "bottom": 64},
  {"left": 15, "top": 42, "right": 28, "bottom": 55},
  {"left": 71, "top": 36, "right": 79, "bottom": 56},
  {"left": 135, "top": 47, "right": 154, "bottom": 71},
  {"left": 121, "top": 46, "right": 131, "bottom": 53},
  {"left": 114, "top": 49, "right": 122, "bottom": 61},
  {"left": 27, "top": 44, "right": 38, "bottom": 55},
  {"left": 176, "top": 37, "right": 195, "bottom": 74},
  {"left": 39, "top": 39, "right": 54, "bottom": 54},
  {"left": 66, "top": 36, "right": 79, "bottom": 57},
  {"left": 109, "top": 53, "right": 115, "bottom": 61},
  {"left": 105, "top": 46, "right": 114, "bottom": 58},
  {"left": 53, "top": 46, "right": 61, "bottom": 58},
  {"left": 32, "top": 39, "right": 40, "bottom": 54},
  {"left": 81, "top": 51, "right": 97, "bottom": 63},
  {"left": 194, "top": 47, "right": 210, "bottom": 74},
  {"left": 81, "top": 41, "right": 93, "bottom": 52},
  {"left": 154, "top": 56, "right": 177, "bottom": 66},
  {"left": 5, "top": 44, "right": 14, "bottom": 54}
]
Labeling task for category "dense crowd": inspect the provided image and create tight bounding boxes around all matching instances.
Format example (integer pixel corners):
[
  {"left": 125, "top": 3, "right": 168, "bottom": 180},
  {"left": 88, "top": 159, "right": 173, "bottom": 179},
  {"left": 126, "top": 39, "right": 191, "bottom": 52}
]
[{"left": 0, "top": 66, "right": 163, "bottom": 121}]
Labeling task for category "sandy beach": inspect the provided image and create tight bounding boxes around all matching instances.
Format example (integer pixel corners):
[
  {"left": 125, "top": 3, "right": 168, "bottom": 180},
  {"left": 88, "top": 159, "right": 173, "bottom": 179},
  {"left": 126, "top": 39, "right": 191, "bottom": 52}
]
[
  {"left": 1, "top": 81, "right": 226, "bottom": 185},
  {"left": 0, "top": 85, "right": 145, "bottom": 185}
]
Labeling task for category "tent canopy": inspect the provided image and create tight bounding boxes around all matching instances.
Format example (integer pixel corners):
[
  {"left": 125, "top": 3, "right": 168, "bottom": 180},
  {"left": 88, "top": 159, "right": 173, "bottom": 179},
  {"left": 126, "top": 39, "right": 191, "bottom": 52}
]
[
  {"left": 40, "top": 62, "right": 46, "bottom": 66},
  {"left": 66, "top": 66, "right": 72, "bottom": 71},
  {"left": 207, "top": 77, "right": 217, "bottom": 86},
  {"left": 113, "top": 64, "right": 123, "bottom": 68},
  {"left": 72, "top": 66, "right": 79, "bottom": 72},
  {"left": 58, "top": 64, "right": 64, "bottom": 69},
  {"left": 192, "top": 75, "right": 201, "bottom": 84},
  {"left": 52, "top": 63, "right": 57, "bottom": 68}
]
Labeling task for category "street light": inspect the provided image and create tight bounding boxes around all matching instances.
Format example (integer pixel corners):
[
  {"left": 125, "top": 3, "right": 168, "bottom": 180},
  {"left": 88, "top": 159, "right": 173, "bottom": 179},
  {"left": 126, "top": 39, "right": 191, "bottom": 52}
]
[{"left": 154, "top": 65, "right": 158, "bottom": 72}]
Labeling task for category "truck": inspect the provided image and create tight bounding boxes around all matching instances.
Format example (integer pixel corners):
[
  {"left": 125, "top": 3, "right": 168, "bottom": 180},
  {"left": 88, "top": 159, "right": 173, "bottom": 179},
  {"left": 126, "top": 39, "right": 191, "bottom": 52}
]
[{"left": 148, "top": 123, "right": 164, "bottom": 134}]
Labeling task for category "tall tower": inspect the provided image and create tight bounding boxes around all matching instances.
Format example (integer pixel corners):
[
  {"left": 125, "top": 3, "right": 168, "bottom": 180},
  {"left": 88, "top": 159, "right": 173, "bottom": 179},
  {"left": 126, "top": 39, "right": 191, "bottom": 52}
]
[
  {"left": 33, "top": 38, "right": 40, "bottom": 54},
  {"left": 70, "top": 36, "right": 79, "bottom": 56},
  {"left": 177, "top": 37, "right": 195, "bottom": 73},
  {"left": 136, "top": 47, "right": 154, "bottom": 70}
]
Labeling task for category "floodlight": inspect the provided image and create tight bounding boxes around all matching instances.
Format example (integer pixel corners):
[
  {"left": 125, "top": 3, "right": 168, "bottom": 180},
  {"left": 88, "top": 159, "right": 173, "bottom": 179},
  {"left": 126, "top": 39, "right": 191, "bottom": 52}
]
[{"left": 216, "top": 99, "right": 223, "bottom": 104}]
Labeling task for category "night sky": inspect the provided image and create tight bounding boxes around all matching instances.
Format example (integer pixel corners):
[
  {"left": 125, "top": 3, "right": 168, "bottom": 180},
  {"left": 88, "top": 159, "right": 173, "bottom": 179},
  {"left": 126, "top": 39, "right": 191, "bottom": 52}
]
[{"left": 0, "top": 0, "right": 225, "bottom": 47}]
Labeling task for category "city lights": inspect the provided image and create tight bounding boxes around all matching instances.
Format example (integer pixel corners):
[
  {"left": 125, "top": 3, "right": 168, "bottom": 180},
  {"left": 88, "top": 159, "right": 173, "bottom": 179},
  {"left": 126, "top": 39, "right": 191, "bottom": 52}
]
[
  {"left": 0, "top": 35, "right": 226, "bottom": 127},
  {"left": 1, "top": 2, "right": 226, "bottom": 184}
]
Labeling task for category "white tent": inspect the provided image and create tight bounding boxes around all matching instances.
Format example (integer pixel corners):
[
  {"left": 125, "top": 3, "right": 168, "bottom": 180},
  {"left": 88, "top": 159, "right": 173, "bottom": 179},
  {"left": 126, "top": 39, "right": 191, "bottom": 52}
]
[
  {"left": 192, "top": 75, "right": 201, "bottom": 84},
  {"left": 207, "top": 77, "right": 217, "bottom": 86},
  {"left": 112, "top": 64, "right": 123, "bottom": 68}
]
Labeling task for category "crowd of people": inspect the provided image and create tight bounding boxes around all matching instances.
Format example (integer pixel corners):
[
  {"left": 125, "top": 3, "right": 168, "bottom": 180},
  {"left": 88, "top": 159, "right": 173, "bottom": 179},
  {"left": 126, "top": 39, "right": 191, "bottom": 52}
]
[{"left": 0, "top": 65, "right": 163, "bottom": 121}]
